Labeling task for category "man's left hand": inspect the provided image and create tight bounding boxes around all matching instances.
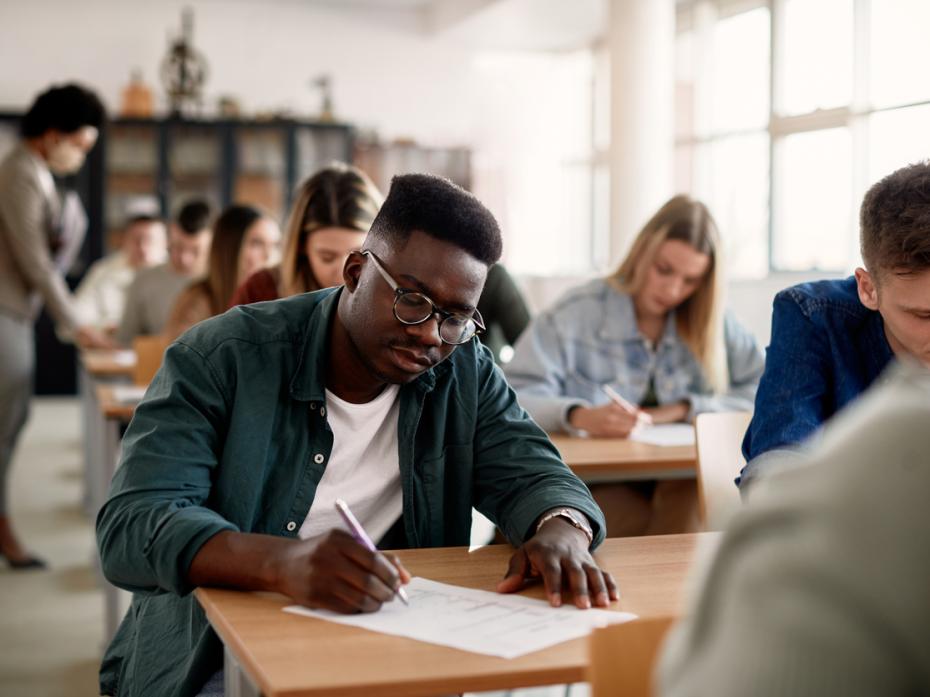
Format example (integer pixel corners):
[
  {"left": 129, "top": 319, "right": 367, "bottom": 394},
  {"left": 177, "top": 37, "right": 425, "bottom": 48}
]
[{"left": 496, "top": 517, "right": 619, "bottom": 609}]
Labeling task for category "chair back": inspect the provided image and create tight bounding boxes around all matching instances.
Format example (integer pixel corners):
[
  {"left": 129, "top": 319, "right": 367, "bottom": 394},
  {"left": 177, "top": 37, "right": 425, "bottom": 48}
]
[
  {"left": 588, "top": 616, "right": 675, "bottom": 697},
  {"left": 694, "top": 411, "right": 752, "bottom": 531},
  {"left": 132, "top": 335, "right": 169, "bottom": 386}
]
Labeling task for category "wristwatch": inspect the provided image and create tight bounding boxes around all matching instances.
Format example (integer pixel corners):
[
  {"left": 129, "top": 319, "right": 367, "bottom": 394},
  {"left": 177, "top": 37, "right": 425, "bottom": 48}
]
[{"left": 535, "top": 507, "right": 594, "bottom": 547}]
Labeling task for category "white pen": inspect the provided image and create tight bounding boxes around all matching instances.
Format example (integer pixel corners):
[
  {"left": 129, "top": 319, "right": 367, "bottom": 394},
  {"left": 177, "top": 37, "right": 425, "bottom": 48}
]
[
  {"left": 601, "top": 384, "right": 653, "bottom": 425},
  {"left": 334, "top": 498, "right": 410, "bottom": 606}
]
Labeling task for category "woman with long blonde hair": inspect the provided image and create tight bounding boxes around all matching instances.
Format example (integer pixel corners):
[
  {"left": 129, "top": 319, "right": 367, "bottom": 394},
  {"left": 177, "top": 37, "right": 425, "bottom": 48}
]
[
  {"left": 230, "top": 163, "right": 382, "bottom": 305},
  {"left": 505, "top": 194, "right": 763, "bottom": 535}
]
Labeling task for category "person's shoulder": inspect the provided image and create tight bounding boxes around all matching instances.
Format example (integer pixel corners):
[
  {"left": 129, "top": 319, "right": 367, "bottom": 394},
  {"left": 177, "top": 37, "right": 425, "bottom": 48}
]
[
  {"left": 775, "top": 276, "right": 867, "bottom": 320},
  {"left": 544, "top": 277, "right": 617, "bottom": 317},
  {"left": 178, "top": 287, "right": 336, "bottom": 356},
  {"left": 0, "top": 145, "right": 40, "bottom": 191}
]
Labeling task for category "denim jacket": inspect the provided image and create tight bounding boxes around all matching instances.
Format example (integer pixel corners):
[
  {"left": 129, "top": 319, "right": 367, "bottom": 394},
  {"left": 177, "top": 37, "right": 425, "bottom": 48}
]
[
  {"left": 504, "top": 278, "right": 764, "bottom": 432},
  {"left": 96, "top": 287, "right": 605, "bottom": 697},
  {"left": 739, "top": 277, "right": 895, "bottom": 489}
]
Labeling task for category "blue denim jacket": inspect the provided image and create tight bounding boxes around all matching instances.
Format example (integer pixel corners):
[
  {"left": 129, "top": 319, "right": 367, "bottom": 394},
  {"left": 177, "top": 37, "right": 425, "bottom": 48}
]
[
  {"left": 504, "top": 279, "right": 765, "bottom": 432},
  {"left": 739, "top": 276, "right": 895, "bottom": 488}
]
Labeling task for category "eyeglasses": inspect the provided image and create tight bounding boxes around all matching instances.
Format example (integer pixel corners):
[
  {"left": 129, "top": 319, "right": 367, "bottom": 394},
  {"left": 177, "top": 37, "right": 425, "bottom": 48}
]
[{"left": 362, "top": 250, "right": 485, "bottom": 345}]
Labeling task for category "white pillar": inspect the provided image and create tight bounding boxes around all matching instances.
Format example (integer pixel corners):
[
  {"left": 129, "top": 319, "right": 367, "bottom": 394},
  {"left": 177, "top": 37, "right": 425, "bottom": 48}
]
[{"left": 608, "top": 0, "right": 675, "bottom": 263}]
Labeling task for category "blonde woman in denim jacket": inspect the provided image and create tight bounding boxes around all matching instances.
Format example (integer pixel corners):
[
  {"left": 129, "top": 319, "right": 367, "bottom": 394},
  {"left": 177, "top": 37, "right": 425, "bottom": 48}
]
[{"left": 505, "top": 195, "right": 764, "bottom": 535}]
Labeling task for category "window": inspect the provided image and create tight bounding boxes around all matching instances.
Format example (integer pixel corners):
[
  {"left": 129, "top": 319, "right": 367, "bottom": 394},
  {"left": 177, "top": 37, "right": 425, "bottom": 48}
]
[{"left": 676, "top": 0, "right": 930, "bottom": 277}]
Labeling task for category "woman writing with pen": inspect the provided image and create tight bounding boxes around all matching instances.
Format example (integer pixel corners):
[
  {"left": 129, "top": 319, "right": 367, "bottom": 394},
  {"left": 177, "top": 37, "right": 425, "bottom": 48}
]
[{"left": 505, "top": 195, "right": 764, "bottom": 536}]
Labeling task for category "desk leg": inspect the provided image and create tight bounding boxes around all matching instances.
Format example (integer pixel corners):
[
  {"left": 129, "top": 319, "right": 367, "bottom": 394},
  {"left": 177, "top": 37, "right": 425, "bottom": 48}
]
[{"left": 225, "top": 645, "right": 262, "bottom": 697}]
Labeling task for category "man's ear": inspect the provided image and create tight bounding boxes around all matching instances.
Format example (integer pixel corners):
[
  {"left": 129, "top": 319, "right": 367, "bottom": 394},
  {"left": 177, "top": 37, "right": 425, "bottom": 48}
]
[
  {"left": 855, "top": 267, "right": 880, "bottom": 310},
  {"left": 342, "top": 251, "right": 366, "bottom": 292}
]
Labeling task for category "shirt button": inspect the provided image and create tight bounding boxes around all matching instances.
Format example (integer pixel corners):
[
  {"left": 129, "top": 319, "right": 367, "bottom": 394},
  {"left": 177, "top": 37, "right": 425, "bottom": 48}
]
[
  {"left": 309, "top": 402, "right": 317, "bottom": 410},
  {"left": 320, "top": 406, "right": 326, "bottom": 417},
  {"left": 313, "top": 453, "right": 324, "bottom": 464},
  {"left": 286, "top": 521, "right": 297, "bottom": 532}
]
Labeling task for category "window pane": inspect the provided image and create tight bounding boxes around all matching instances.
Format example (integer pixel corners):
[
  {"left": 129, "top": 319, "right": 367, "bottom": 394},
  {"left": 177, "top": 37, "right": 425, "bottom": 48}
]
[
  {"left": 870, "top": 0, "right": 930, "bottom": 108},
  {"left": 779, "top": 0, "right": 852, "bottom": 115},
  {"left": 709, "top": 7, "right": 770, "bottom": 133},
  {"left": 773, "top": 128, "right": 853, "bottom": 271},
  {"left": 868, "top": 104, "right": 930, "bottom": 185},
  {"left": 692, "top": 134, "right": 770, "bottom": 279}
]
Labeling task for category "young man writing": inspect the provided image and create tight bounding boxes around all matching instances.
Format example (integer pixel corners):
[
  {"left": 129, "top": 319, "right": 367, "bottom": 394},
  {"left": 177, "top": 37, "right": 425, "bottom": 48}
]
[
  {"left": 97, "top": 174, "right": 615, "bottom": 697},
  {"left": 740, "top": 161, "right": 930, "bottom": 489}
]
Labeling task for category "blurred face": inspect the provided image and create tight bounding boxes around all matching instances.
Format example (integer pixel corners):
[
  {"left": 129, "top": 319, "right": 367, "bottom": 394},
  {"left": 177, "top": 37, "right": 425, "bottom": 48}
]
[
  {"left": 634, "top": 239, "right": 711, "bottom": 319},
  {"left": 341, "top": 230, "right": 487, "bottom": 385},
  {"left": 44, "top": 126, "right": 98, "bottom": 175},
  {"left": 306, "top": 226, "right": 368, "bottom": 288},
  {"left": 238, "top": 218, "right": 281, "bottom": 284},
  {"left": 168, "top": 225, "right": 212, "bottom": 277},
  {"left": 123, "top": 220, "right": 167, "bottom": 269},
  {"left": 856, "top": 267, "right": 930, "bottom": 367}
]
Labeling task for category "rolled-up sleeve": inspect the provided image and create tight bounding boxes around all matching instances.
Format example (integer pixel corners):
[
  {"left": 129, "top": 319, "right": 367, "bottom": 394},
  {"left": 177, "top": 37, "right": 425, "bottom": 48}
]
[{"left": 96, "top": 341, "right": 238, "bottom": 596}]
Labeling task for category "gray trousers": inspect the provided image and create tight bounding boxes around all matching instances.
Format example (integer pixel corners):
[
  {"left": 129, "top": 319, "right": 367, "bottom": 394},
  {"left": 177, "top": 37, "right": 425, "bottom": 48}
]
[{"left": 0, "top": 311, "right": 34, "bottom": 517}]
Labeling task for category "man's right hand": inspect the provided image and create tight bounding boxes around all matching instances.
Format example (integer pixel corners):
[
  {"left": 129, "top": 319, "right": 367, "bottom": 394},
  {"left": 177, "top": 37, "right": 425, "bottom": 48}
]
[
  {"left": 188, "top": 529, "right": 411, "bottom": 614},
  {"left": 271, "top": 529, "right": 411, "bottom": 613},
  {"left": 568, "top": 403, "right": 652, "bottom": 437},
  {"left": 75, "top": 325, "right": 116, "bottom": 349}
]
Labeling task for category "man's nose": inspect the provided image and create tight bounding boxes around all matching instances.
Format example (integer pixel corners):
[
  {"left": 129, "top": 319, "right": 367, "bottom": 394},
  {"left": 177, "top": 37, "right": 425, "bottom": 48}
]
[{"left": 405, "top": 315, "right": 443, "bottom": 348}]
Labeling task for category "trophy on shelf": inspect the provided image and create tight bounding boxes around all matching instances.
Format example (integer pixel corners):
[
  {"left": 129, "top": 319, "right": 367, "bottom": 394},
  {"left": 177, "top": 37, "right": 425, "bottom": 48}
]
[{"left": 161, "top": 7, "right": 208, "bottom": 117}]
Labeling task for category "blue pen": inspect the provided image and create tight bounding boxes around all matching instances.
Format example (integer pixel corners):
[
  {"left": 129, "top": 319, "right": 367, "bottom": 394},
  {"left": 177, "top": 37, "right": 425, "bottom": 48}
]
[{"left": 334, "top": 498, "right": 410, "bottom": 606}]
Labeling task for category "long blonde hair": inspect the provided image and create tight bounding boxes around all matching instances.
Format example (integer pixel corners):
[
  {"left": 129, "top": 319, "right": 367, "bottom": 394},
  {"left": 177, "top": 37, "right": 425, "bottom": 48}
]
[
  {"left": 608, "top": 195, "right": 728, "bottom": 393},
  {"left": 279, "top": 163, "right": 383, "bottom": 296}
]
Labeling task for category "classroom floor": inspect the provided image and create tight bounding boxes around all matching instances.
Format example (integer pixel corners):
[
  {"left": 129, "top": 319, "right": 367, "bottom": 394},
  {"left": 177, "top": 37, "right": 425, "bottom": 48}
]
[
  {"left": 0, "top": 397, "right": 103, "bottom": 697},
  {"left": 0, "top": 398, "right": 588, "bottom": 697}
]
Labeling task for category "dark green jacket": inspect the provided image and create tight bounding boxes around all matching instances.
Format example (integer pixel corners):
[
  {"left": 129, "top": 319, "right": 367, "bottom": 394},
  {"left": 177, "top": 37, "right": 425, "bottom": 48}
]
[{"left": 96, "top": 287, "right": 605, "bottom": 697}]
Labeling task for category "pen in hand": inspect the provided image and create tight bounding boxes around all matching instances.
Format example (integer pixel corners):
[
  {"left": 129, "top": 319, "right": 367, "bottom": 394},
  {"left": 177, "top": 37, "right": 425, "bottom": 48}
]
[
  {"left": 601, "top": 384, "right": 652, "bottom": 426},
  {"left": 334, "top": 498, "right": 410, "bottom": 606}
]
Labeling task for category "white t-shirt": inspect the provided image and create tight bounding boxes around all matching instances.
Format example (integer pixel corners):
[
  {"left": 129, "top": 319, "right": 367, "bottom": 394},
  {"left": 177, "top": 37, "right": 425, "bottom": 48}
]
[{"left": 298, "top": 384, "right": 403, "bottom": 544}]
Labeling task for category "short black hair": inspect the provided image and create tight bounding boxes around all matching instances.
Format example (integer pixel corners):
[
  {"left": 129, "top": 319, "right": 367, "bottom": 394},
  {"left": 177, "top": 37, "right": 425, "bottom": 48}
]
[
  {"left": 860, "top": 161, "right": 930, "bottom": 276},
  {"left": 174, "top": 199, "right": 213, "bottom": 235},
  {"left": 21, "top": 83, "right": 106, "bottom": 138},
  {"left": 368, "top": 174, "right": 502, "bottom": 266}
]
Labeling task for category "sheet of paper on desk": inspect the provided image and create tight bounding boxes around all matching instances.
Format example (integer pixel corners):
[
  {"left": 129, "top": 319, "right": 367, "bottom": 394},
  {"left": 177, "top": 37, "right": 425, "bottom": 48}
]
[
  {"left": 111, "top": 385, "right": 148, "bottom": 404},
  {"left": 284, "top": 577, "right": 636, "bottom": 659},
  {"left": 110, "top": 350, "right": 136, "bottom": 366},
  {"left": 630, "top": 423, "right": 695, "bottom": 447}
]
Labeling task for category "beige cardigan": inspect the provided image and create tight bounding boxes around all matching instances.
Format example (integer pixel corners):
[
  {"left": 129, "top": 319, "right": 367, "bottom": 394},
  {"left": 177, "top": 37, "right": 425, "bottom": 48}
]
[{"left": 0, "top": 143, "right": 82, "bottom": 331}]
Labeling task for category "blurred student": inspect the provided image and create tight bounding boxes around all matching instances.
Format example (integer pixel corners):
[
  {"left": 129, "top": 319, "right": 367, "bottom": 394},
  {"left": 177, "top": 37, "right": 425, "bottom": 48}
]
[
  {"left": 164, "top": 204, "right": 280, "bottom": 340},
  {"left": 740, "top": 161, "right": 930, "bottom": 491},
  {"left": 231, "top": 163, "right": 381, "bottom": 305},
  {"left": 73, "top": 214, "right": 166, "bottom": 334},
  {"left": 659, "top": 361, "right": 930, "bottom": 697},
  {"left": 477, "top": 263, "right": 531, "bottom": 364},
  {"left": 0, "top": 82, "right": 110, "bottom": 569},
  {"left": 506, "top": 195, "right": 763, "bottom": 535},
  {"left": 116, "top": 199, "right": 212, "bottom": 344}
]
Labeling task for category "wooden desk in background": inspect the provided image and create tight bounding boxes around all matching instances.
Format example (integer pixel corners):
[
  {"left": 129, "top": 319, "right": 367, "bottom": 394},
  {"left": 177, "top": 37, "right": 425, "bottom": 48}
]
[
  {"left": 549, "top": 433, "right": 697, "bottom": 482},
  {"left": 198, "top": 532, "right": 719, "bottom": 697}
]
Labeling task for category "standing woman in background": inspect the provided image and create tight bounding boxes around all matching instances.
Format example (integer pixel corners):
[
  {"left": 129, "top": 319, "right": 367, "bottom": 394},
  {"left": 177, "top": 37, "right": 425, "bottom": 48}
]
[
  {"left": 505, "top": 195, "right": 764, "bottom": 536},
  {"left": 230, "top": 162, "right": 382, "bottom": 305},
  {"left": 164, "top": 204, "right": 280, "bottom": 340},
  {"left": 0, "top": 83, "right": 111, "bottom": 569}
]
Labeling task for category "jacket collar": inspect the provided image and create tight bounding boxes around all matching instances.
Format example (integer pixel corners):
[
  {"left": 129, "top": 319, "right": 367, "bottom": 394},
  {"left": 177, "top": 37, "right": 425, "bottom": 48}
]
[
  {"left": 595, "top": 280, "right": 679, "bottom": 348},
  {"left": 288, "top": 286, "right": 449, "bottom": 402}
]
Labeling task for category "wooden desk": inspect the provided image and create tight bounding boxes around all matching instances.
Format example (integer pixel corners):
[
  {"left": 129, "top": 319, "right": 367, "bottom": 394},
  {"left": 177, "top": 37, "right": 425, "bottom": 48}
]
[
  {"left": 197, "top": 532, "right": 719, "bottom": 697},
  {"left": 549, "top": 434, "right": 697, "bottom": 482}
]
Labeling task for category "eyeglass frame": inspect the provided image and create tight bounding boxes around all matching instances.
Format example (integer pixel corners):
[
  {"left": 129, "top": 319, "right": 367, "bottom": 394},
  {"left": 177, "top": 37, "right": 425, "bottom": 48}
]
[{"left": 361, "top": 250, "right": 485, "bottom": 345}]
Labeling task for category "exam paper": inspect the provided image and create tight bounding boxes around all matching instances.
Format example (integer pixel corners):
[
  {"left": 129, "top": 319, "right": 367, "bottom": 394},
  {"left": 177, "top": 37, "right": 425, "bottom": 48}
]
[
  {"left": 284, "top": 577, "right": 636, "bottom": 659},
  {"left": 111, "top": 385, "right": 147, "bottom": 404},
  {"left": 629, "top": 423, "right": 695, "bottom": 447}
]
